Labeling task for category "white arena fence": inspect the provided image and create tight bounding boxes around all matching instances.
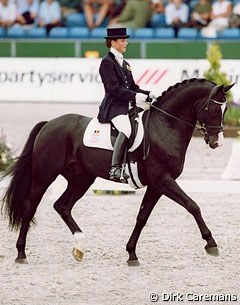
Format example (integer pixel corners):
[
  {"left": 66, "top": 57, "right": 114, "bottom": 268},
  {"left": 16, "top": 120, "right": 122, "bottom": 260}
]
[{"left": 0, "top": 58, "right": 239, "bottom": 104}]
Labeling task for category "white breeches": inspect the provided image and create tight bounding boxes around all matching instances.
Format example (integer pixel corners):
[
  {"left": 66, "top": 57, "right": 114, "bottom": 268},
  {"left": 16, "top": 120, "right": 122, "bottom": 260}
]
[{"left": 111, "top": 114, "right": 132, "bottom": 139}]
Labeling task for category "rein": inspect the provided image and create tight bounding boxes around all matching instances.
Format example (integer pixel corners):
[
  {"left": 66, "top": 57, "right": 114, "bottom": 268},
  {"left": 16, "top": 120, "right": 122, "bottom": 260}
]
[
  {"left": 142, "top": 87, "right": 226, "bottom": 159},
  {"left": 145, "top": 100, "right": 199, "bottom": 130},
  {"left": 145, "top": 85, "right": 226, "bottom": 135}
]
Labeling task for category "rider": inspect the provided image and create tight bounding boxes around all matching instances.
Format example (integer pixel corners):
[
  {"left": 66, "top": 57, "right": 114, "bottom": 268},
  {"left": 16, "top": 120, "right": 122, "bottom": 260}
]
[{"left": 97, "top": 27, "right": 156, "bottom": 183}]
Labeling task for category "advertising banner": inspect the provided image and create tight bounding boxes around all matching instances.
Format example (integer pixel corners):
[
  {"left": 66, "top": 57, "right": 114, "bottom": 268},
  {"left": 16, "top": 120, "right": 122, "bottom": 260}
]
[{"left": 0, "top": 58, "right": 239, "bottom": 104}]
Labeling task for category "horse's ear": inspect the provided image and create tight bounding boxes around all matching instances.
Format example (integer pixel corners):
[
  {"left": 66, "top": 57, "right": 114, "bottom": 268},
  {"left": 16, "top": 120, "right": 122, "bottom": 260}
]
[
  {"left": 215, "top": 84, "right": 224, "bottom": 93},
  {"left": 223, "top": 83, "right": 235, "bottom": 92}
]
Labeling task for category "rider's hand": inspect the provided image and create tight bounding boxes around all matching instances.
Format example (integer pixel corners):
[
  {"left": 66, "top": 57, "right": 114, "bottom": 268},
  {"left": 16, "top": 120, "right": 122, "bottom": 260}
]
[
  {"left": 149, "top": 91, "right": 157, "bottom": 100},
  {"left": 135, "top": 93, "right": 148, "bottom": 103}
]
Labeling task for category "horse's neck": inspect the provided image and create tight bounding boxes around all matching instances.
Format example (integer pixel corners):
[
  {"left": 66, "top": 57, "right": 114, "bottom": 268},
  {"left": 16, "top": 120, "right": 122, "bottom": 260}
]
[
  {"left": 150, "top": 90, "right": 201, "bottom": 147},
  {"left": 146, "top": 81, "right": 213, "bottom": 153},
  {"left": 156, "top": 83, "right": 211, "bottom": 124},
  {"left": 154, "top": 97, "right": 197, "bottom": 128}
]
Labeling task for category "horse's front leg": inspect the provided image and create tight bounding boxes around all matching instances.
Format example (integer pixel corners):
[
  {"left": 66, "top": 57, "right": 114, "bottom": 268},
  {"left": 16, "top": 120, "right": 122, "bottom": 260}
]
[
  {"left": 126, "top": 187, "right": 162, "bottom": 266},
  {"left": 161, "top": 175, "right": 218, "bottom": 256}
]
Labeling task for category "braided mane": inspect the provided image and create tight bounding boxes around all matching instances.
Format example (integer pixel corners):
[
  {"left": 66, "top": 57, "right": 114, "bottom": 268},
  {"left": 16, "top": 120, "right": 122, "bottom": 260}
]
[{"left": 156, "top": 78, "right": 216, "bottom": 102}]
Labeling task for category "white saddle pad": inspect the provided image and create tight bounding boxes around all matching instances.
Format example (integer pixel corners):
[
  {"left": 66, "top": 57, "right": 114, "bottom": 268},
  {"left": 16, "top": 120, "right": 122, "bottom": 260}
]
[{"left": 83, "top": 112, "right": 144, "bottom": 153}]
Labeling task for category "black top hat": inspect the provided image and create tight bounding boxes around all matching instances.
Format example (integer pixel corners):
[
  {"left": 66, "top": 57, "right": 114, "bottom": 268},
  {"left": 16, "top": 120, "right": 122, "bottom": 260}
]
[{"left": 104, "top": 27, "right": 130, "bottom": 39}]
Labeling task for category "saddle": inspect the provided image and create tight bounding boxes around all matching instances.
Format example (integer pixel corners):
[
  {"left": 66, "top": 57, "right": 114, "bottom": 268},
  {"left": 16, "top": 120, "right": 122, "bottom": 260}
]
[
  {"left": 82, "top": 107, "right": 148, "bottom": 189},
  {"left": 83, "top": 107, "right": 145, "bottom": 153}
]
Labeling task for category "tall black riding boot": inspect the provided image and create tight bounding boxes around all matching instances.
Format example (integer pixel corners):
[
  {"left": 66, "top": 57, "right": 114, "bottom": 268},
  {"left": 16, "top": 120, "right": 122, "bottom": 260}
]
[{"left": 109, "top": 132, "right": 129, "bottom": 183}]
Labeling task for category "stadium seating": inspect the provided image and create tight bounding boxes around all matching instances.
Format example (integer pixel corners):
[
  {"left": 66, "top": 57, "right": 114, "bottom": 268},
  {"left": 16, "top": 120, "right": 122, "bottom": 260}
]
[
  {"left": 49, "top": 27, "right": 68, "bottom": 39},
  {"left": 0, "top": 27, "right": 6, "bottom": 38},
  {"left": 132, "top": 28, "right": 154, "bottom": 39},
  {"left": 0, "top": 9, "right": 240, "bottom": 41},
  {"left": 90, "top": 28, "right": 106, "bottom": 39},
  {"left": 217, "top": 28, "right": 240, "bottom": 39},
  {"left": 177, "top": 28, "right": 199, "bottom": 39},
  {"left": 155, "top": 28, "right": 175, "bottom": 39},
  {"left": 26, "top": 27, "right": 47, "bottom": 38},
  {"left": 68, "top": 27, "right": 89, "bottom": 39},
  {"left": 232, "top": 0, "right": 240, "bottom": 6},
  {"left": 7, "top": 27, "right": 26, "bottom": 38}
]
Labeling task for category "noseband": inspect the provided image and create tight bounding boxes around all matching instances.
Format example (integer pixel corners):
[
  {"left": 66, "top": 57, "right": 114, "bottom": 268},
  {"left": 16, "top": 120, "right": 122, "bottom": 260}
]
[{"left": 198, "top": 85, "right": 226, "bottom": 140}]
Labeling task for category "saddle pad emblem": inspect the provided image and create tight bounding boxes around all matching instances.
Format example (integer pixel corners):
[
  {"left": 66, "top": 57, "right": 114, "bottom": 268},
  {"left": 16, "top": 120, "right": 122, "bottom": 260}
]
[{"left": 91, "top": 130, "right": 100, "bottom": 143}]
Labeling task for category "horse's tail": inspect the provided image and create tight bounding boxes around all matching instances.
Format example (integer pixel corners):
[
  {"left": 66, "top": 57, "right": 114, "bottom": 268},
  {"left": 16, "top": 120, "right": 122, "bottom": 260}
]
[{"left": 1, "top": 121, "right": 48, "bottom": 231}]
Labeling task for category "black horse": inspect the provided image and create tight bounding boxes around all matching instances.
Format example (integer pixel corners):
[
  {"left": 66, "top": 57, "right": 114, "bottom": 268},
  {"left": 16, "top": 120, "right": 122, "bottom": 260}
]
[{"left": 1, "top": 78, "right": 234, "bottom": 265}]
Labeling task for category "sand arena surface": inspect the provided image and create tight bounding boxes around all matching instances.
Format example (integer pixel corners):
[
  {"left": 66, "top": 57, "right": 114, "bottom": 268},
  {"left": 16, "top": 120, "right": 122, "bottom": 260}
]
[{"left": 0, "top": 103, "right": 239, "bottom": 305}]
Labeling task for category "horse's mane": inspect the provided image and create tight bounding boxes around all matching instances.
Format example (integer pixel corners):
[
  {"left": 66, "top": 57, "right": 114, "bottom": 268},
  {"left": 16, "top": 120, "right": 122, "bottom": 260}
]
[{"left": 156, "top": 78, "right": 216, "bottom": 102}]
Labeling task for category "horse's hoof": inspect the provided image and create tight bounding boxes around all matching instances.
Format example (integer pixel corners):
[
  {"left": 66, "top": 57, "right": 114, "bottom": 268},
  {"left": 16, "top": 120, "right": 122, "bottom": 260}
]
[
  {"left": 15, "top": 257, "right": 28, "bottom": 264},
  {"left": 127, "top": 259, "right": 140, "bottom": 266},
  {"left": 72, "top": 248, "right": 84, "bottom": 262},
  {"left": 205, "top": 245, "right": 219, "bottom": 256}
]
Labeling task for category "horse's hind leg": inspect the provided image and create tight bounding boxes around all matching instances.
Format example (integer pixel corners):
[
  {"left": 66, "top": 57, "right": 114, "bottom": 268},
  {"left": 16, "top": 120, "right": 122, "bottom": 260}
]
[
  {"left": 53, "top": 173, "right": 95, "bottom": 262},
  {"left": 15, "top": 182, "right": 50, "bottom": 263}
]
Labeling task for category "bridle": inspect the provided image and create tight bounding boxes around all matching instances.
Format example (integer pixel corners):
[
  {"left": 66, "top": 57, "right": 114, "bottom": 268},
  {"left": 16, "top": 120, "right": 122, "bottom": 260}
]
[
  {"left": 198, "top": 98, "right": 226, "bottom": 143},
  {"left": 142, "top": 85, "right": 227, "bottom": 159},
  {"left": 145, "top": 85, "right": 226, "bottom": 138},
  {"left": 198, "top": 85, "right": 227, "bottom": 140}
]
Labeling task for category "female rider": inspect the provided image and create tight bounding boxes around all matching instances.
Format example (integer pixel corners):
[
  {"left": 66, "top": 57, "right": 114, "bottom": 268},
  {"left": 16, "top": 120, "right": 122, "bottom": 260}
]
[{"left": 97, "top": 27, "right": 156, "bottom": 182}]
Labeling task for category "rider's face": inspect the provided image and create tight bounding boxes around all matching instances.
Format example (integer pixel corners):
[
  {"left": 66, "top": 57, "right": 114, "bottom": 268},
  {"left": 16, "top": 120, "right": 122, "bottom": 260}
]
[{"left": 112, "top": 39, "right": 128, "bottom": 54}]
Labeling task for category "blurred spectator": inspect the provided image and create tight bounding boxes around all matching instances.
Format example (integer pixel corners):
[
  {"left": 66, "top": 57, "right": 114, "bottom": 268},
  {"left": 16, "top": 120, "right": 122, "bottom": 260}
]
[
  {"left": 109, "top": 0, "right": 152, "bottom": 29},
  {"left": 38, "top": 0, "right": 61, "bottom": 34},
  {"left": 229, "top": 1, "right": 240, "bottom": 27},
  {"left": 108, "top": 0, "right": 126, "bottom": 20},
  {"left": 210, "top": 0, "right": 232, "bottom": 28},
  {"left": 83, "top": 0, "right": 113, "bottom": 29},
  {"left": 186, "top": 0, "right": 211, "bottom": 28},
  {"left": 165, "top": 0, "right": 189, "bottom": 36},
  {"left": 58, "top": 0, "right": 82, "bottom": 20},
  {"left": 16, "top": 0, "right": 39, "bottom": 26},
  {"left": 201, "top": 0, "right": 232, "bottom": 37},
  {"left": 150, "top": 0, "right": 165, "bottom": 15},
  {"left": 0, "top": 0, "right": 17, "bottom": 28}
]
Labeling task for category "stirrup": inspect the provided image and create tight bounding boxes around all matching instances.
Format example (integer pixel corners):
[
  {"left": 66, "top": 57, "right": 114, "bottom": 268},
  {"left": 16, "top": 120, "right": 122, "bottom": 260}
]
[{"left": 109, "top": 165, "right": 129, "bottom": 183}]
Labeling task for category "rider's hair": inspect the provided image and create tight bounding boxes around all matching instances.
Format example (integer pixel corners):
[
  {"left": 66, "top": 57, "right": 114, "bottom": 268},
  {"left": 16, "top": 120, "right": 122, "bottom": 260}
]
[{"left": 105, "top": 38, "right": 117, "bottom": 48}]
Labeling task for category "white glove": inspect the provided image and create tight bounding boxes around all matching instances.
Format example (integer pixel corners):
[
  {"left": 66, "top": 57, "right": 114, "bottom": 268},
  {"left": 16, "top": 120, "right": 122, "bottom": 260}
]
[
  {"left": 149, "top": 91, "right": 157, "bottom": 100},
  {"left": 135, "top": 93, "right": 148, "bottom": 103}
]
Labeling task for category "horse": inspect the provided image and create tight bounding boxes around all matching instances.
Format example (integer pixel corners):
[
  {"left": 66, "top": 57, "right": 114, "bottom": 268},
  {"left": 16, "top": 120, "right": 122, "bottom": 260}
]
[{"left": 1, "top": 78, "right": 234, "bottom": 266}]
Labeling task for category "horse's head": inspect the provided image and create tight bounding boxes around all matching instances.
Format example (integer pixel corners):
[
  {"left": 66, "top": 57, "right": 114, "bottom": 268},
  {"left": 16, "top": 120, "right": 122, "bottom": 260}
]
[{"left": 197, "top": 83, "right": 234, "bottom": 149}]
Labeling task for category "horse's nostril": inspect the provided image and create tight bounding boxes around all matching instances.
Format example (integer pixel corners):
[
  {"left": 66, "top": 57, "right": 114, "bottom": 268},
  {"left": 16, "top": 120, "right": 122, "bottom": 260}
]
[{"left": 212, "top": 142, "right": 218, "bottom": 149}]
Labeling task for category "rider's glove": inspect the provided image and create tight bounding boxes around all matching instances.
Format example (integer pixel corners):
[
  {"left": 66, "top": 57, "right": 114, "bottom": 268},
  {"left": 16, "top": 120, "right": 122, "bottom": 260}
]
[
  {"left": 135, "top": 93, "right": 148, "bottom": 103},
  {"left": 149, "top": 91, "right": 157, "bottom": 100}
]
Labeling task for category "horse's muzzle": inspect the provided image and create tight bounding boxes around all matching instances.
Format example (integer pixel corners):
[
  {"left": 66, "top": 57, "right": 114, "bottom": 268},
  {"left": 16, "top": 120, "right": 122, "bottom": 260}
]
[{"left": 208, "top": 132, "right": 224, "bottom": 149}]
